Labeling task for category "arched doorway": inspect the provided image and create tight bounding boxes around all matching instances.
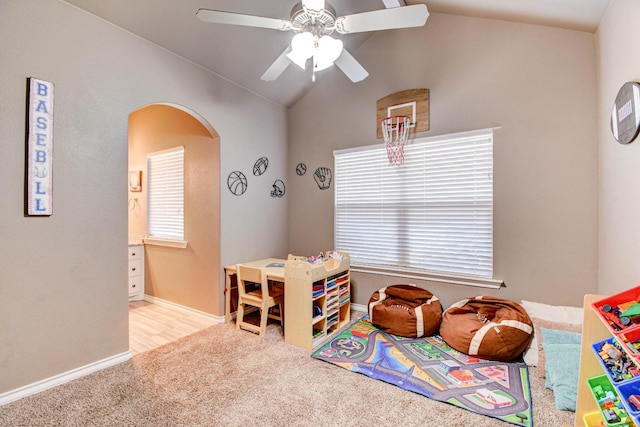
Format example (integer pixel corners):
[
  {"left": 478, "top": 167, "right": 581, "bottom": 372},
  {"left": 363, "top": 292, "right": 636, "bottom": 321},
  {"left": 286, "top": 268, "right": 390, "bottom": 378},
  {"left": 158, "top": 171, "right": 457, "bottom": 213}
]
[{"left": 127, "top": 103, "right": 220, "bottom": 351}]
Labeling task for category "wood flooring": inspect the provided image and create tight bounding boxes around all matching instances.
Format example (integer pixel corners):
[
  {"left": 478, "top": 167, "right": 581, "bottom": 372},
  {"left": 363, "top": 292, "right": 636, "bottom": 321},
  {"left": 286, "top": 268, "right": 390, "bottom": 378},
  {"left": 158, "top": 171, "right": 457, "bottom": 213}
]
[
  {"left": 128, "top": 300, "right": 218, "bottom": 355},
  {"left": 129, "top": 300, "right": 366, "bottom": 356}
]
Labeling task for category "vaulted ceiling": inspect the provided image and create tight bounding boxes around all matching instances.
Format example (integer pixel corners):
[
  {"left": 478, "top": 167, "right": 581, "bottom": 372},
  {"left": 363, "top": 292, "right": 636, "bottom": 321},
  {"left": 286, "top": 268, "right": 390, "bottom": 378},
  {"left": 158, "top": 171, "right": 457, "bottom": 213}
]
[{"left": 62, "top": 0, "right": 610, "bottom": 108}]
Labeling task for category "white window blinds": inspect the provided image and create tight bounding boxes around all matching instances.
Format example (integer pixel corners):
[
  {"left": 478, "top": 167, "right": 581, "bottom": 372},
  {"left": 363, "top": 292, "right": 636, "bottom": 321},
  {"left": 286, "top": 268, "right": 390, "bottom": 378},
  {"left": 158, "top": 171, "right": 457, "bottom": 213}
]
[
  {"left": 147, "top": 146, "right": 184, "bottom": 240},
  {"left": 334, "top": 129, "right": 493, "bottom": 280}
]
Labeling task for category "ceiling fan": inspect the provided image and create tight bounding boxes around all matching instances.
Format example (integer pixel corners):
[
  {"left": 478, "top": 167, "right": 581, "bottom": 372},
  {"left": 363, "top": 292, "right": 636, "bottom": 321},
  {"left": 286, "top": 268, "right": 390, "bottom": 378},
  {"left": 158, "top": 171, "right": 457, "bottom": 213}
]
[{"left": 196, "top": 0, "right": 429, "bottom": 82}]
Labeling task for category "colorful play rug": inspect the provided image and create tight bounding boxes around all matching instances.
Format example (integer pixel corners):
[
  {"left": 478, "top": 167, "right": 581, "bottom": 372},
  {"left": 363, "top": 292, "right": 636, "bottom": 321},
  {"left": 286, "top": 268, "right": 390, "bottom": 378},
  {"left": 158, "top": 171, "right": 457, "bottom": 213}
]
[{"left": 312, "top": 316, "right": 533, "bottom": 427}]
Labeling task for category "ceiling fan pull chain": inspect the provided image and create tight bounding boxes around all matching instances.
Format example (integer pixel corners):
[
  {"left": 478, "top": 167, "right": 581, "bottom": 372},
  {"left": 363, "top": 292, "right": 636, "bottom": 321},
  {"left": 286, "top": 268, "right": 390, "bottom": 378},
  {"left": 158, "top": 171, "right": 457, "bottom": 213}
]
[{"left": 312, "top": 57, "right": 317, "bottom": 82}]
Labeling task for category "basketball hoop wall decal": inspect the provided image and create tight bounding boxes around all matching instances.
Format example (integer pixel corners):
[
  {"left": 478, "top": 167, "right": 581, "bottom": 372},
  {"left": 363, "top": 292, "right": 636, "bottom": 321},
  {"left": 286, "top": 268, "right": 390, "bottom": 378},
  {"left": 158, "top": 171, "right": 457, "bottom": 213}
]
[
  {"left": 376, "top": 89, "right": 429, "bottom": 166},
  {"left": 382, "top": 115, "right": 410, "bottom": 165},
  {"left": 376, "top": 88, "right": 429, "bottom": 138}
]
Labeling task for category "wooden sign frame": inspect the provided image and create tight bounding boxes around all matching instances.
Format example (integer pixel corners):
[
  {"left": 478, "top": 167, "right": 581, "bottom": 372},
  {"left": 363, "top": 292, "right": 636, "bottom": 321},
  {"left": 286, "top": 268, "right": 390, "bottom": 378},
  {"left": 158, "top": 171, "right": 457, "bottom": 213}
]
[
  {"left": 25, "top": 77, "right": 54, "bottom": 216},
  {"left": 376, "top": 88, "right": 429, "bottom": 139}
]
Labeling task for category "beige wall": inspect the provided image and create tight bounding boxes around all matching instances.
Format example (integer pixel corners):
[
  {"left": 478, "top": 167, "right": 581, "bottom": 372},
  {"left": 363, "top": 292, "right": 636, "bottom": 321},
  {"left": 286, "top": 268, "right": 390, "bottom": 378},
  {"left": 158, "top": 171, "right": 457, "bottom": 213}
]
[
  {"left": 128, "top": 105, "right": 220, "bottom": 314},
  {"left": 288, "top": 13, "right": 599, "bottom": 309},
  {"left": 0, "top": 0, "right": 287, "bottom": 396},
  {"left": 597, "top": 0, "right": 640, "bottom": 295},
  {"left": 0, "top": 0, "right": 616, "bottom": 403}
]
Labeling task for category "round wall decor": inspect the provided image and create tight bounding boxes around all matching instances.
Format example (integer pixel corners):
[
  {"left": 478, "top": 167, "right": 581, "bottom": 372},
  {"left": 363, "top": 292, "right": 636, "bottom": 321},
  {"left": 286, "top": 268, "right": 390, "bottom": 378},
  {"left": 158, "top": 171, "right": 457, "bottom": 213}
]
[{"left": 611, "top": 81, "right": 640, "bottom": 144}]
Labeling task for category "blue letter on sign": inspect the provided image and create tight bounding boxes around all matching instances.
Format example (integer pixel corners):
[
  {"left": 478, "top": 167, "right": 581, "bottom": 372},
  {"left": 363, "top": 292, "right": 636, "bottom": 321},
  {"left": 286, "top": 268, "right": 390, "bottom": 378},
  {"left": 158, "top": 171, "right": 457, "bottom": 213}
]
[{"left": 36, "top": 82, "right": 48, "bottom": 97}]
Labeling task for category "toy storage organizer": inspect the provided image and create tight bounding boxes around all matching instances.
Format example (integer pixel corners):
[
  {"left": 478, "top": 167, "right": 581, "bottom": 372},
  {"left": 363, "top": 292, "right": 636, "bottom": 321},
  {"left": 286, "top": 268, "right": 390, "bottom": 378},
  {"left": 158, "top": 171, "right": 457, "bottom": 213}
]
[
  {"left": 283, "top": 253, "right": 350, "bottom": 350},
  {"left": 576, "top": 286, "right": 640, "bottom": 426}
]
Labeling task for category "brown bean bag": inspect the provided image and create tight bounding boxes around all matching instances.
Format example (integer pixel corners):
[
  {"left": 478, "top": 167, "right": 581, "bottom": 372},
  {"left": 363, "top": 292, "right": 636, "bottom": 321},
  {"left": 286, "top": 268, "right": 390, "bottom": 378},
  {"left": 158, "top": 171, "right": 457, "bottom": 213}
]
[
  {"left": 368, "top": 284, "right": 442, "bottom": 337},
  {"left": 440, "top": 296, "right": 534, "bottom": 362}
]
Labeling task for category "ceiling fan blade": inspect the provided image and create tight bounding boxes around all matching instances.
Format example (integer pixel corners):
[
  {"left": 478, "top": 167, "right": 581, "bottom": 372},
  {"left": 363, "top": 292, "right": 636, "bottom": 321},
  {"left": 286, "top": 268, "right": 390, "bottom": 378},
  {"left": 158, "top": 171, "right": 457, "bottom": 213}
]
[
  {"left": 196, "top": 9, "right": 292, "bottom": 31},
  {"left": 335, "top": 4, "right": 428, "bottom": 34},
  {"left": 261, "top": 47, "right": 293, "bottom": 81},
  {"left": 302, "top": 0, "right": 325, "bottom": 14},
  {"left": 382, "top": 0, "right": 406, "bottom": 7},
  {"left": 334, "top": 49, "right": 368, "bottom": 82}
]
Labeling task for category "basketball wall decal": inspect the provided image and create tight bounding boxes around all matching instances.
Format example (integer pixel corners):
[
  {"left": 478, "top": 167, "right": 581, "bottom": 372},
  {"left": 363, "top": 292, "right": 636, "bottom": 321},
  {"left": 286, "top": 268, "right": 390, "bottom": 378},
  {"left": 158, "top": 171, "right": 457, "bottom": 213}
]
[
  {"left": 253, "top": 157, "right": 269, "bottom": 176},
  {"left": 227, "top": 171, "right": 248, "bottom": 196},
  {"left": 296, "top": 163, "right": 307, "bottom": 176}
]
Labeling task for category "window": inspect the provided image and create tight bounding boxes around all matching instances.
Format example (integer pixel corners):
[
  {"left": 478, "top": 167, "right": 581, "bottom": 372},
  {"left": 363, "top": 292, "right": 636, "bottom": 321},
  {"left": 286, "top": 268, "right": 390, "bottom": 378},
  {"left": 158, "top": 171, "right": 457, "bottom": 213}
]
[
  {"left": 146, "top": 146, "right": 186, "bottom": 247},
  {"left": 334, "top": 129, "right": 499, "bottom": 288}
]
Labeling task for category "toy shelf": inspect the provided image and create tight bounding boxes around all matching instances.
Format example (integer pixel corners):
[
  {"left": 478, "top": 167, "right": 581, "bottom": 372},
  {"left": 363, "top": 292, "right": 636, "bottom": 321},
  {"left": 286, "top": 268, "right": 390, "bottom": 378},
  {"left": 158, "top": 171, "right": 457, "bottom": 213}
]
[
  {"left": 284, "top": 253, "right": 350, "bottom": 351},
  {"left": 576, "top": 291, "right": 640, "bottom": 427}
]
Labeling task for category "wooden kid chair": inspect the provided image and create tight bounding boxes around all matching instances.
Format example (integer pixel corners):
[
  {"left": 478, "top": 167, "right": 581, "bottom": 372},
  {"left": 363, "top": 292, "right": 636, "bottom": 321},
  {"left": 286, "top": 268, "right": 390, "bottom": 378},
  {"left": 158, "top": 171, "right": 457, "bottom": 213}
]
[{"left": 235, "top": 264, "right": 284, "bottom": 338}]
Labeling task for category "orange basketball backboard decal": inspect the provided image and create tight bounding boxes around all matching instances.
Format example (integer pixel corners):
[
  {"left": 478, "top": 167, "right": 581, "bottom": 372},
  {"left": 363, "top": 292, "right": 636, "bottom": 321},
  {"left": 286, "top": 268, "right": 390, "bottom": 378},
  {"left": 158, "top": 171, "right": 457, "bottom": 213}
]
[{"left": 376, "top": 88, "right": 429, "bottom": 139}]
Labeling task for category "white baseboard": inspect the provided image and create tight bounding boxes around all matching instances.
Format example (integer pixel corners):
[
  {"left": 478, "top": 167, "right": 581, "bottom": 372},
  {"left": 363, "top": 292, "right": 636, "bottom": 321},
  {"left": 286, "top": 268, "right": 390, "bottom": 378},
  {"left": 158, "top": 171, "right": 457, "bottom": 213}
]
[
  {"left": 0, "top": 350, "right": 131, "bottom": 406},
  {"left": 142, "top": 294, "right": 224, "bottom": 324},
  {"left": 352, "top": 303, "right": 367, "bottom": 313}
]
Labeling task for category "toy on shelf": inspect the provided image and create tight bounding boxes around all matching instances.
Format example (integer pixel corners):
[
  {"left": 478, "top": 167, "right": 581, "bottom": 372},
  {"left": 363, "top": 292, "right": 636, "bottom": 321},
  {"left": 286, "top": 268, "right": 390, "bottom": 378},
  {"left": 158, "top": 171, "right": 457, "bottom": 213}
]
[
  {"left": 616, "top": 376, "right": 640, "bottom": 420},
  {"left": 600, "top": 341, "right": 624, "bottom": 362},
  {"left": 592, "top": 338, "right": 640, "bottom": 383},
  {"left": 601, "top": 304, "right": 628, "bottom": 331},
  {"left": 620, "top": 304, "right": 640, "bottom": 326},
  {"left": 593, "top": 286, "right": 640, "bottom": 334},
  {"left": 295, "top": 250, "right": 345, "bottom": 265},
  {"left": 588, "top": 375, "right": 635, "bottom": 426},
  {"left": 618, "top": 327, "right": 640, "bottom": 359},
  {"left": 578, "top": 290, "right": 640, "bottom": 427},
  {"left": 628, "top": 394, "right": 640, "bottom": 411},
  {"left": 284, "top": 252, "right": 350, "bottom": 350}
]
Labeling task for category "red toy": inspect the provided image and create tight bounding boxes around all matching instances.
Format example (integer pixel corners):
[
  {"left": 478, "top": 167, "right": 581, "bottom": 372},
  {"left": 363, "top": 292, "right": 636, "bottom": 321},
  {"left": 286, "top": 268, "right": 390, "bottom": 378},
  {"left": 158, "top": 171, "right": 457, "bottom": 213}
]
[{"left": 628, "top": 394, "right": 640, "bottom": 411}]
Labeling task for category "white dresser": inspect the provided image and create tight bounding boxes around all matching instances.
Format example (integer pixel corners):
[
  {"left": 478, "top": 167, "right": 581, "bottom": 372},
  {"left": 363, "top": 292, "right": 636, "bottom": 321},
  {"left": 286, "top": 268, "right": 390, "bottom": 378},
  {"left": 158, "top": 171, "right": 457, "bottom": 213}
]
[{"left": 128, "top": 245, "right": 144, "bottom": 301}]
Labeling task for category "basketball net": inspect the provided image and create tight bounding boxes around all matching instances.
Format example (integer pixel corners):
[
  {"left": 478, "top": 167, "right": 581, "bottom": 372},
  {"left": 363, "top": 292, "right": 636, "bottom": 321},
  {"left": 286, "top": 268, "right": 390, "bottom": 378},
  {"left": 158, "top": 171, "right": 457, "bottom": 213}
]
[{"left": 381, "top": 116, "right": 410, "bottom": 166}]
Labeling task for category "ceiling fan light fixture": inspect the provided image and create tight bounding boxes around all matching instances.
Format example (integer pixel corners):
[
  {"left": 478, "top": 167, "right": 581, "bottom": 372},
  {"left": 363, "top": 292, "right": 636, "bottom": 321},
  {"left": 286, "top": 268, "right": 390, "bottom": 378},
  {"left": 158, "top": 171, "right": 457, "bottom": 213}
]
[
  {"left": 287, "top": 50, "right": 310, "bottom": 69},
  {"left": 199, "top": 2, "right": 430, "bottom": 83},
  {"left": 287, "top": 31, "right": 315, "bottom": 69},
  {"left": 313, "top": 35, "right": 343, "bottom": 71},
  {"left": 290, "top": 31, "right": 314, "bottom": 56}
]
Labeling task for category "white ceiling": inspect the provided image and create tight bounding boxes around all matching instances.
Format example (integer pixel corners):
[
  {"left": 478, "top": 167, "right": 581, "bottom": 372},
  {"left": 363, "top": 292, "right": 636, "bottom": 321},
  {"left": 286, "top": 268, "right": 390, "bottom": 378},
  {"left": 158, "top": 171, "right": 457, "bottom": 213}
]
[{"left": 62, "top": 0, "right": 610, "bottom": 108}]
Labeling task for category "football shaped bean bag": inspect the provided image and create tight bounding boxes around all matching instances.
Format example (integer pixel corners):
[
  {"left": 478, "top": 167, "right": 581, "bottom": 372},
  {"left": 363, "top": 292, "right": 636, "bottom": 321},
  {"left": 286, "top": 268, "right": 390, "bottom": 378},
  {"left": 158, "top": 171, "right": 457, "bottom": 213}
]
[
  {"left": 368, "top": 284, "right": 442, "bottom": 338},
  {"left": 440, "top": 296, "right": 533, "bottom": 361}
]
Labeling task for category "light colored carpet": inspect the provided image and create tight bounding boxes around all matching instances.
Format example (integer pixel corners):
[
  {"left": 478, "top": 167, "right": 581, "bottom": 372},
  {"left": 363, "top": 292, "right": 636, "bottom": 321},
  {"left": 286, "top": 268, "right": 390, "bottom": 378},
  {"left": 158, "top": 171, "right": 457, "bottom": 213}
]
[{"left": 0, "top": 319, "right": 575, "bottom": 426}]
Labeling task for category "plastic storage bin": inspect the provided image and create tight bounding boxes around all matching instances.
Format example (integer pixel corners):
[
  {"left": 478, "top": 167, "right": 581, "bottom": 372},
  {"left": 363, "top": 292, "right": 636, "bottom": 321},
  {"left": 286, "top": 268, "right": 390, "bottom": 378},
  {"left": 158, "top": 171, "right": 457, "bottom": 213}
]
[
  {"left": 583, "top": 410, "right": 605, "bottom": 426},
  {"left": 592, "top": 338, "right": 640, "bottom": 384},
  {"left": 588, "top": 375, "right": 635, "bottom": 426},
  {"left": 593, "top": 286, "right": 640, "bottom": 335},
  {"left": 619, "top": 327, "right": 640, "bottom": 360},
  {"left": 616, "top": 378, "right": 640, "bottom": 418}
]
